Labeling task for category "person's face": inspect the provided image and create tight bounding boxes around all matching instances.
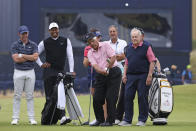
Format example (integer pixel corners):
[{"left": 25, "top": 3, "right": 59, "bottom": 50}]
[
  {"left": 88, "top": 38, "right": 99, "bottom": 50},
  {"left": 49, "top": 27, "right": 59, "bottom": 38},
  {"left": 96, "top": 36, "right": 101, "bottom": 42},
  {"left": 109, "top": 27, "right": 118, "bottom": 40},
  {"left": 131, "top": 31, "right": 141, "bottom": 45},
  {"left": 18, "top": 32, "right": 29, "bottom": 43}
]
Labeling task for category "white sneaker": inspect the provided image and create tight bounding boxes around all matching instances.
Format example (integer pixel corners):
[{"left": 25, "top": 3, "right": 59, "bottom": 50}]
[
  {"left": 89, "top": 119, "right": 97, "bottom": 125},
  {"left": 29, "top": 119, "right": 37, "bottom": 125},
  {"left": 60, "top": 116, "right": 71, "bottom": 125},
  {"left": 136, "top": 121, "right": 145, "bottom": 126},
  {"left": 118, "top": 121, "right": 132, "bottom": 126},
  {"left": 11, "top": 119, "right": 19, "bottom": 125},
  {"left": 114, "top": 119, "right": 120, "bottom": 125}
]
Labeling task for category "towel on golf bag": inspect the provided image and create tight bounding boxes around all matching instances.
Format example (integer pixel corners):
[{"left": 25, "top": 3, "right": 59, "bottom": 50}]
[
  {"left": 66, "top": 88, "right": 84, "bottom": 120},
  {"left": 57, "top": 79, "right": 84, "bottom": 120},
  {"left": 57, "top": 80, "right": 66, "bottom": 110}
]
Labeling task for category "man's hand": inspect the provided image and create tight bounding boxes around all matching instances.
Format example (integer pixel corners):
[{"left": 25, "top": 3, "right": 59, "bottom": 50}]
[
  {"left": 101, "top": 69, "right": 109, "bottom": 76},
  {"left": 122, "top": 75, "right": 127, "bottom": 84},
  {"left": 106, "top": 56, "right": 116, "bottom": 69},
  {"left": 116, "top": 54, "right": 125, "bottom": 61},
  {"left": 90, "top": 88, "right": 95, "bottom": 95},
  {"left": 146, "top": 74, "right": 152, "bottom": 86},
  {"left": 70, "top": 72, "right": 76, "bottom": 76},
  {"left": 41, "top": 62, "right": 51, "bottom": 68}
]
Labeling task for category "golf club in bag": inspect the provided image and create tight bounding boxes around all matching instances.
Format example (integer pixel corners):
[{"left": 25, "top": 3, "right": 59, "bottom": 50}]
[{"left": 148, "top": 67, "right": 174, "bottom": 125}]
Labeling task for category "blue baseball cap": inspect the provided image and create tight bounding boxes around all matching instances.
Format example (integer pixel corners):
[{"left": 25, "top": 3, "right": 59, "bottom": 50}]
[
  {"left": 18, "top": 25, "right": 29, "bottom": 34},
  {"left": 94, "top": 31, "right": 102, "bottom": 37},
  {"left": 85, "top": 32, "right": 96, "bottom": 42}
]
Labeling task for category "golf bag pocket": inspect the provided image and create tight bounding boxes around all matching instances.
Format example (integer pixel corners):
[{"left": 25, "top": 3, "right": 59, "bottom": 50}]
[
  {"left": 148, "top": 77, "right": 173, "bottom": 120},
  {"left": 160, "top": 80, "right": 173, "bottom": 113}
]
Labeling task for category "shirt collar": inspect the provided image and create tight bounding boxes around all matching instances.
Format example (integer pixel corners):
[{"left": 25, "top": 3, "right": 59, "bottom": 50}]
[
  {"left": 109, "top": 38, "right": 119, "bottom": 44},
  {"left": 51, "top": 36, "right": 59, "bottom": 40},
  {"left": 131, "top": 42, "right": 143, "bottom": 49},
  {"left": 18, "top": 39, "right": 29, "bottom": 45},
  {"left": 92, "top": 42, "right": 103, "bottom": 52}
]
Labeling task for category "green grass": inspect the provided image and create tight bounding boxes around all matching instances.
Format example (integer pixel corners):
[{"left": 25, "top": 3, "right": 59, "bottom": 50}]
[
  {"left": 0, "top": 84, "right": 196, "bottom": 131},
  {"left": 192, "top": 40, "right": 196, "bottom": 50}
]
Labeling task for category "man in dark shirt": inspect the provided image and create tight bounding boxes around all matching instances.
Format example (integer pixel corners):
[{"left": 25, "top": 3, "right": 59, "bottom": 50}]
[
  {"left": 36, "top": 22, "right": 75, "bottom": 125},
  {"left": 11, "top": 25, "right": 38, "bottom": 125}
]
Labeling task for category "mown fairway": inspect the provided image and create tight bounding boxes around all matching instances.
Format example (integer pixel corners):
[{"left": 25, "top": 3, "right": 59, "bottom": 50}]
[{"left": 0, "top": 84, "right": 196, "bottom": 131}]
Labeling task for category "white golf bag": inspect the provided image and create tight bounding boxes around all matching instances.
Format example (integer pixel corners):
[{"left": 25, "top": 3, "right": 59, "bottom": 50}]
[
  {"left": 148, "top": 68, "right": 173, "bottom": 125},
  {"left": 57, "top": 73, "right": 84, "bottom": 124}
]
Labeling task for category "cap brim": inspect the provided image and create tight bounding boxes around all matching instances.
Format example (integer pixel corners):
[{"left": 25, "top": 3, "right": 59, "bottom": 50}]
[
  {"left": 96, "top": 34, "right": 102, "bottom": 37},
  {"left": 49, "top": 26, "right": 58, "bottom": 30},
  {"left": 19, "top": 31, "right": 29, "bottom": 34}
]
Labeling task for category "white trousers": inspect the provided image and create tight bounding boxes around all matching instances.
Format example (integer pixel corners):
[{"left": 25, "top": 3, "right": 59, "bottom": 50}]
[{"left": 12, "top": 69, "right": 35, "bottom": 120}]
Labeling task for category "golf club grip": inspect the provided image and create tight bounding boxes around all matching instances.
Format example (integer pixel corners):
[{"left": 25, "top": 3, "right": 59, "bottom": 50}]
[{"left": 106, "top": 58, "right": 111, "bottom": 73}]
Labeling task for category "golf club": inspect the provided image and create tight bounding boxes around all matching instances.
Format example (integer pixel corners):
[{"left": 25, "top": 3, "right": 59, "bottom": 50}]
[
  {"left": 82, "top": 66, "right": 93, "bottom": 125},
  {"left": 49, "top": 74, "right": 63, "bottom": 125}
]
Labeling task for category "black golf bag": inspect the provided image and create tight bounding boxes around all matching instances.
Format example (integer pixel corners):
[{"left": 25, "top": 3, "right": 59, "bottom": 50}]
[
  {"left": 148, "top": 70, "right": 174, "bottom": 125},
  {"left": 41, "top": 72, "right": 75, "bottom": 125}
]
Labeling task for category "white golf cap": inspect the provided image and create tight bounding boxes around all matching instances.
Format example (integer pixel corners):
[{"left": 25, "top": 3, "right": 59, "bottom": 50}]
[{"left": 49, "top": 22, "right": 59, "bottom": 30}]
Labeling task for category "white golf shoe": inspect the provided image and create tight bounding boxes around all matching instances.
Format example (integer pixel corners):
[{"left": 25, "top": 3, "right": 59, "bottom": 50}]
[
  {"left": 89, "top": 119, "right": 97, "bottom": 125},
  {"left": 60, "top": 116, "right": 71, "bottom": 125},
  {"left": 118, "top": 121, "right": 132, "bottom": 126},
  {"left": 29, "top": 119, "right": 37, "bottom": 125},
  {"left": 136, "top": 121, "right": 145, "bottom": 126},
  {"left": 11, "top": 119, "right": 19, "bottom": 125},
  {"left": 114, "top": 119, "right": 121, "bottom": 125}
]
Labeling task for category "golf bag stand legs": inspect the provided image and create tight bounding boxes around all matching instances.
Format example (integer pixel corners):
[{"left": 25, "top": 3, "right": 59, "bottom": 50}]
[{"left": 65, "top": 88, "right": 82, "bottom": 125}]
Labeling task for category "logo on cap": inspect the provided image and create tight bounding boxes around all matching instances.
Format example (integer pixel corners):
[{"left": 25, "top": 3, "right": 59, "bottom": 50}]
[
  {"left": 18, "top": 25, "right": 29, "bottom": 34},
  {"left": 49, "top": 22, "right": 59, "bottom": 30}
]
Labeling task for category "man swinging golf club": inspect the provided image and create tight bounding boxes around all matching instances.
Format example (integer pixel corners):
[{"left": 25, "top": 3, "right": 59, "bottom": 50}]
[
  {"left": 86, "top": 32, "right": 122, "bottom": 126},
  {"left": 83, "top": 28, "right": 108, "bottom": 125}
]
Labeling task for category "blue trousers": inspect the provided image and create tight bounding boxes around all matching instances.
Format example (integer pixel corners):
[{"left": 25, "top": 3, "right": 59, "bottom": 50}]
[{"left": 124, "top": 73, "right": 150, "bottom": 123}]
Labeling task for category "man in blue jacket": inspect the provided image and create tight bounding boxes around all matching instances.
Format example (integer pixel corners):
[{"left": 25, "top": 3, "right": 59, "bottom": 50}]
[{"left": 119, "top": 28, "right": 156, "bottom": 126}]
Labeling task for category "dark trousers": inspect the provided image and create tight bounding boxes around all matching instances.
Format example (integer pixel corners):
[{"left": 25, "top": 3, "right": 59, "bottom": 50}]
[
  {"left": 44, "top": 76, "right": 65, "bottom": 119},
  {"left": 124, "top": 73, "right": 150, "bottom": 123},
  {"left": 93, "top": 67, "right": 121, "bottom": 123},
  {"left": 115, "top": 82, "right": 125, "bottom": 121}
]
